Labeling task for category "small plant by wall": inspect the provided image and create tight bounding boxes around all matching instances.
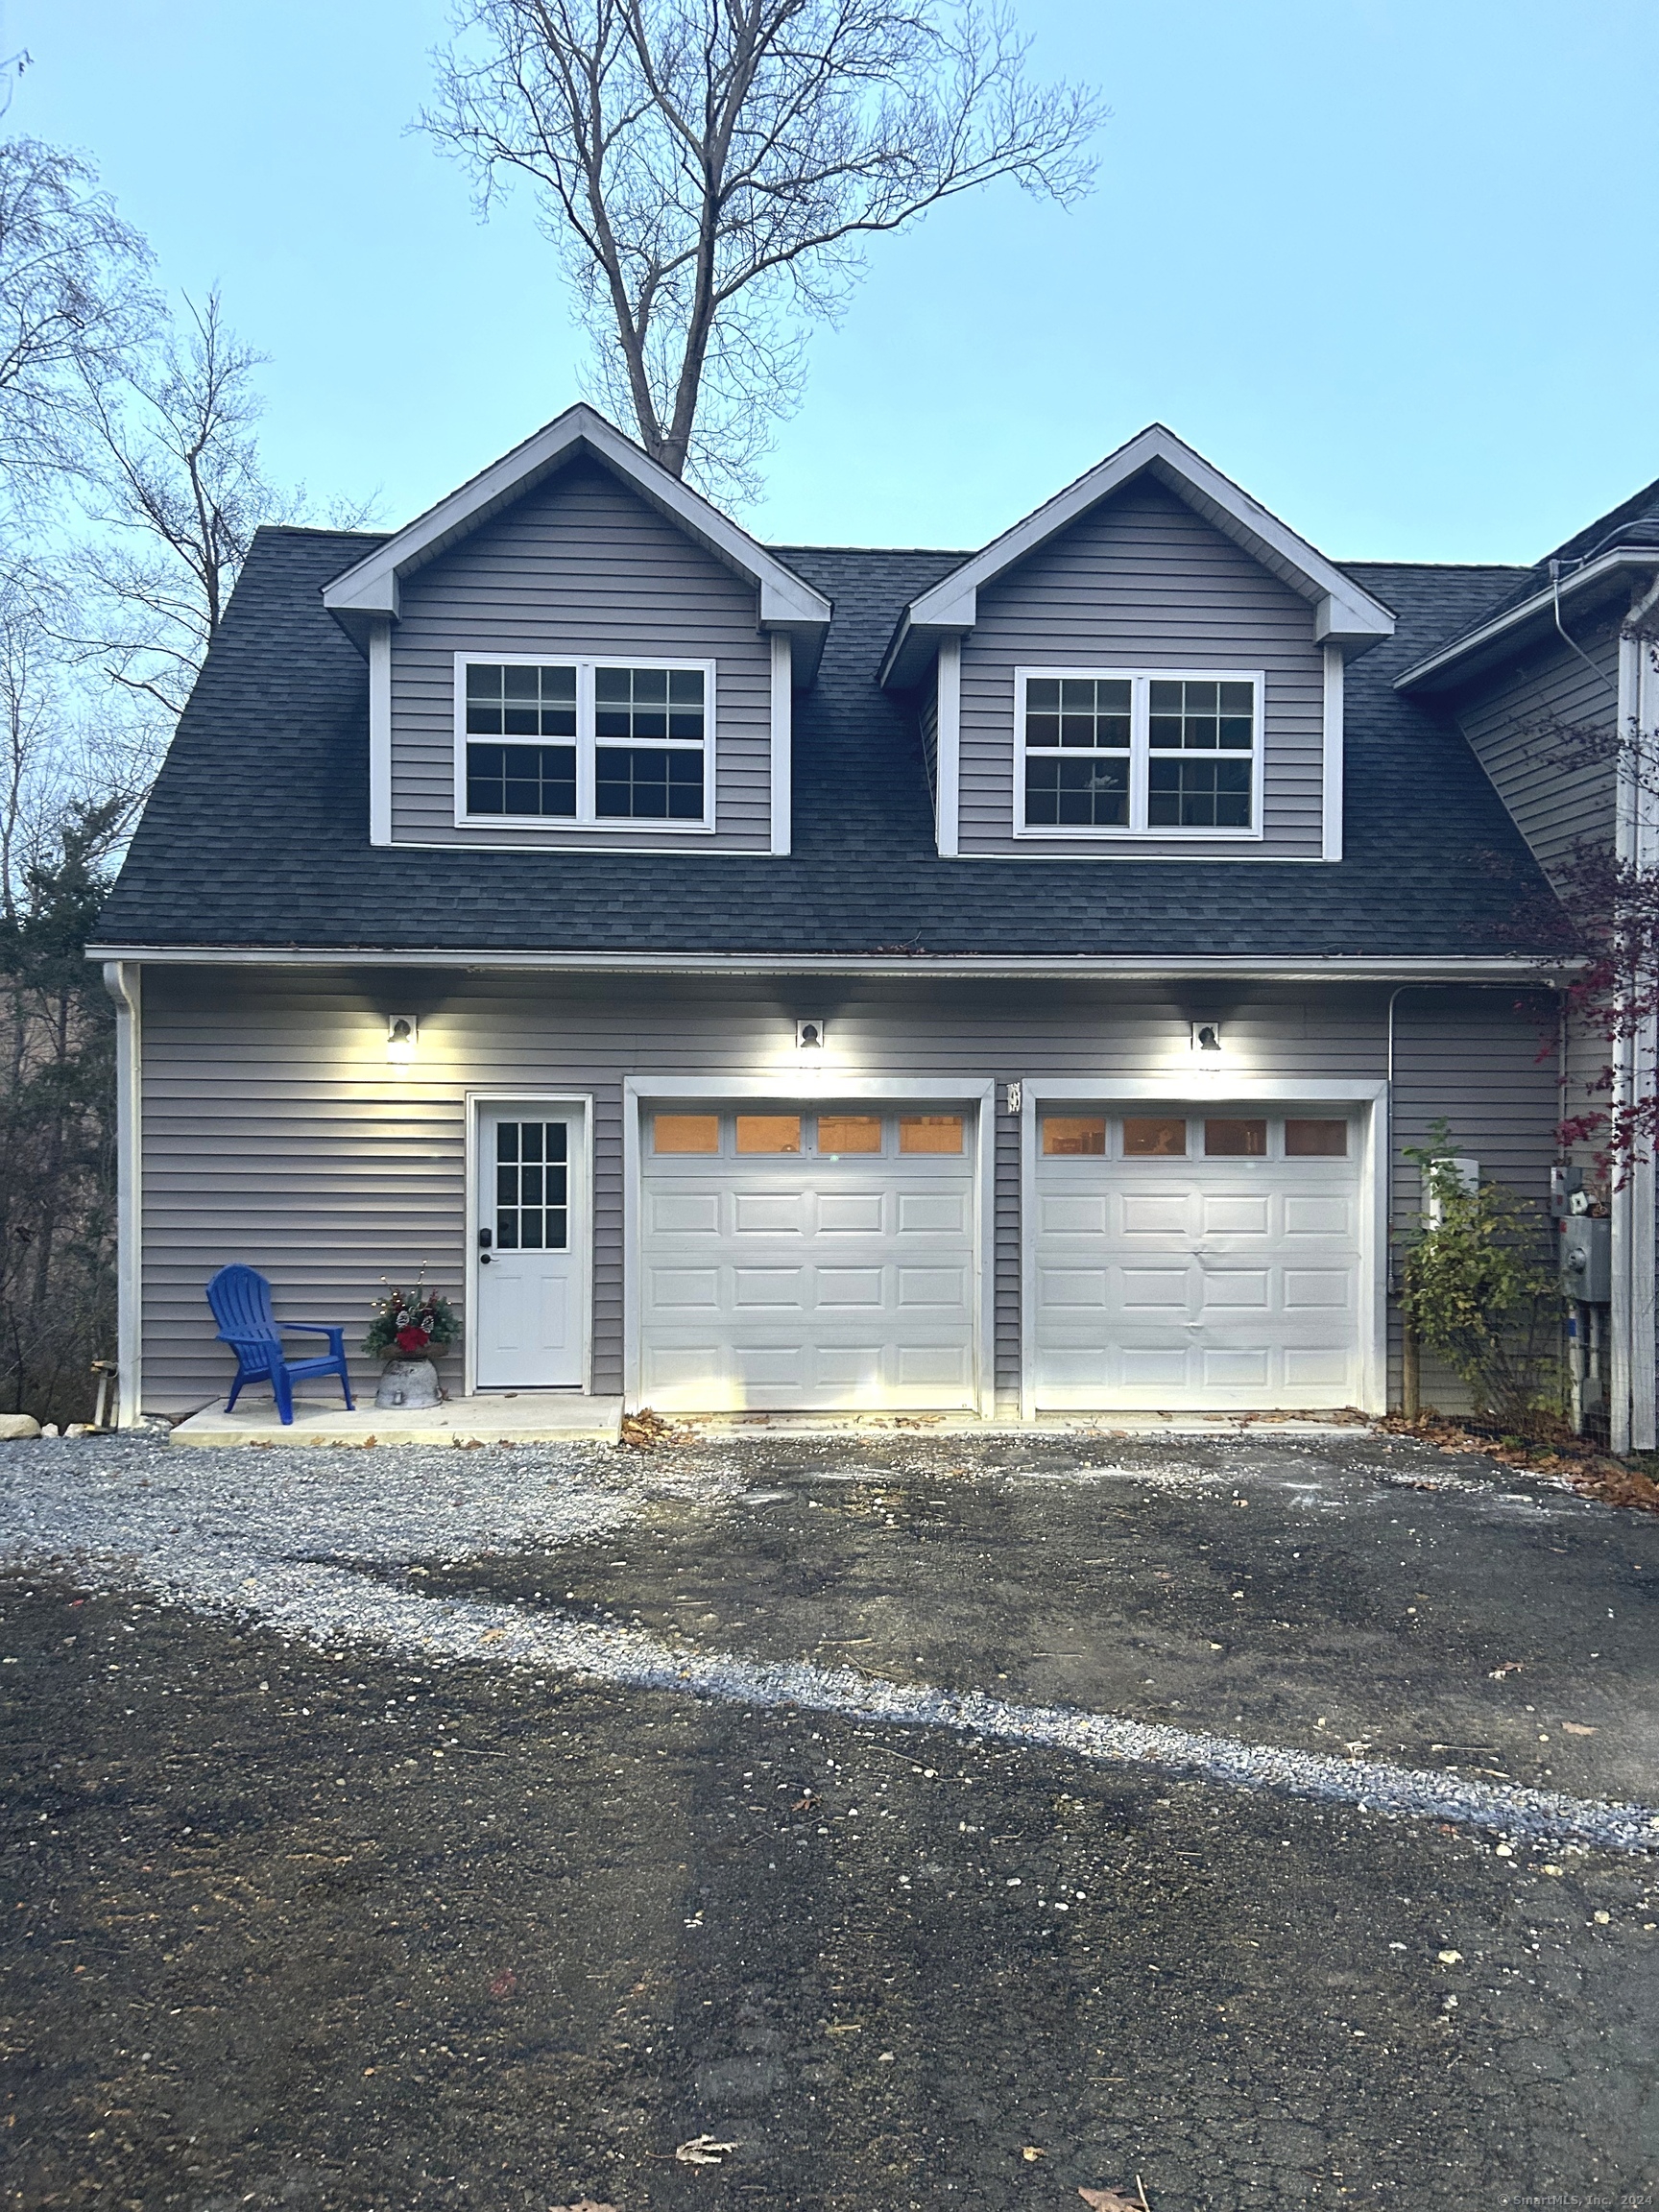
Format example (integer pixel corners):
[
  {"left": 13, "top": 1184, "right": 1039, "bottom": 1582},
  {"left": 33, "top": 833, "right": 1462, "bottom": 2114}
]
[{"left": 1398, "top": 1119, "right": 1562, "bottom": 1433}]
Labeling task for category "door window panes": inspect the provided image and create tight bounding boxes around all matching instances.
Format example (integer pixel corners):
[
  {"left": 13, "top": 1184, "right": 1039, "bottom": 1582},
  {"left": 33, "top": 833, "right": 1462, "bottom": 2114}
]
[
  {"left": 1286, "top": 1118, "right": 1348, "bottom": 1157},
  {"left": 899, "top": 1114, "right": 965, "bottom": 1155},
  {"left": 654, "top": 1113, "right": 719, "bottom": 1154},
  {"left": 1043, "top": 1116, "right": 1107, "bottom": 1156},
  {"left": 494, "top": 1120, "right": 568, "bottom": 1251},
  {"left": 735, "top": 1115, "right": 802, "bottom": 1154},
  {"left": 1205, "top": 1118, "right": 1268, "bottom": 1157},
  {"left": 1122, "top": 1116, "right": 1187, "bottom": 1157},
  {"left": 818, "top": 1114, "right": 882, "bottom": 1155}
]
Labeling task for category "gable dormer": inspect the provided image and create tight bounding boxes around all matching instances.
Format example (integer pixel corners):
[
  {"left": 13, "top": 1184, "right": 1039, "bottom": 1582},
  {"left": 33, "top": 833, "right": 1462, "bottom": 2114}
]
[
  {"left": 323, "top": 406, "right": 830, "bottom": 857},
  {"left": 879, "top": 425, "right": 1393, "bottom": 862}
]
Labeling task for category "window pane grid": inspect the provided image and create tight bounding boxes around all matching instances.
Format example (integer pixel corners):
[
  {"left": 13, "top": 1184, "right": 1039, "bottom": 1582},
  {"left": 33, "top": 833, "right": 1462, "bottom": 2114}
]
[
  {"left": 494, "top": 1120, "right": 568, "bottom": 1251},
  {"left": 1020, "top": 671, "right": 1257, "bottom": 834},
  {"left": 464, "top": 661, "right": 709, "bottom": 826}
]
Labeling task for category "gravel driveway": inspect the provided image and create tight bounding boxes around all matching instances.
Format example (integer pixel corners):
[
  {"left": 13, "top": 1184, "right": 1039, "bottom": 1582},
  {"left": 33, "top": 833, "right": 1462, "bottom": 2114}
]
[{"left": 2, "top": 1426, "right": 1656, "bottom": 2207}]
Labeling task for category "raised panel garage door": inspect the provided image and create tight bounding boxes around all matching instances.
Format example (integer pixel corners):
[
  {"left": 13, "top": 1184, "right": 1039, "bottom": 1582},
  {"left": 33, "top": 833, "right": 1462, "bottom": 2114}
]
[
  {"left": 1034, "top": 1106, "right": 1365, "bottom": 1410},
  {"left": 639, "top": 1105, "right": 979, "bottom": 1411}
]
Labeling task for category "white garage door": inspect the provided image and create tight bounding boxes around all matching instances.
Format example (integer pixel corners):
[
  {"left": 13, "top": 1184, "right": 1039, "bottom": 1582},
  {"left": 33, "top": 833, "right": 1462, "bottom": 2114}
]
[
  {"left": 1034, "top": 1105, "right": 1365, "bottom": 1410},
  {"left": 639, "top": 1104, "right": 979, "bottom": 1411}
]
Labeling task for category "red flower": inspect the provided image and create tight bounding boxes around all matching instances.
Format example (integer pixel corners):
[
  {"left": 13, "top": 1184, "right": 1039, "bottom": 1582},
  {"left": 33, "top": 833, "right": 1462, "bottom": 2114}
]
[{"left": 396, "top": 1325, "right": 430, "bottom": 1355}]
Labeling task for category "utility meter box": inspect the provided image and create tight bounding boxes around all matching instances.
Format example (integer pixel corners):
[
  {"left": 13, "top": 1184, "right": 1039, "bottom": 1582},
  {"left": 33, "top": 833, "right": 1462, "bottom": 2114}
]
[{"left": 1560, "top": 1214, "right": 1612, "bottom": 1304}]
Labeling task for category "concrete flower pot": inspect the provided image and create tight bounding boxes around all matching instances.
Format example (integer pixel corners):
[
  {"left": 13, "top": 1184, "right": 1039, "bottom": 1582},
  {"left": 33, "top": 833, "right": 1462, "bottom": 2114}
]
[{"left": 374, "top": 1357, "right": 443, "bottom": 1410}]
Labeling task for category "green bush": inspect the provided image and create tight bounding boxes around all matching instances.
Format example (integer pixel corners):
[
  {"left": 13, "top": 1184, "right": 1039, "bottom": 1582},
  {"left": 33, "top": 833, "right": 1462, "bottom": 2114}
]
[{"left": 1398, "top": 1120, "right": 1561, "bottom": 1430}]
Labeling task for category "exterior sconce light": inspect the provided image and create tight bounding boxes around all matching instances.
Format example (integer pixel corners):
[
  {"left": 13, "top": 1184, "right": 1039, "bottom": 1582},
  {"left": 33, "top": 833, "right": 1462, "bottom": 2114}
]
[
  {"left": 1190, "top": 1020, "right": 1223, "bottom": 1053},
  {"left": 386, "top": 1016, "right": 419, "bottom": 1062},
  {"left": 795, "top": 1018, "right": 827, "bottom": 1049}
]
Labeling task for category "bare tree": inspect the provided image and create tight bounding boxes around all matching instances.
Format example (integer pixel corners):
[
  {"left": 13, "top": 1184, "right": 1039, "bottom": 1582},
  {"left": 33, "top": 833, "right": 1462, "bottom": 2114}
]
[
  {"left": 425, "top": 0, "right": 1102, "bottom": 495},
  {"left": 0, "top": 138, "right": 156, "bottom": 509},
  {"left": 71, "top": 288, "right": 365, "bottom": 722}
]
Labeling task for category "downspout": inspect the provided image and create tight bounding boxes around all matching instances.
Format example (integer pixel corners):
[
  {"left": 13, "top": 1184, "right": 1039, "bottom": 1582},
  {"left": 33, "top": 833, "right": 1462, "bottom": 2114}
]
[
  {"left": 102, "top": 962, "right": 142, "bottom": 1428},
  {"left": 1613, "top": 567, "right": 1659, "bottom": 1451}
]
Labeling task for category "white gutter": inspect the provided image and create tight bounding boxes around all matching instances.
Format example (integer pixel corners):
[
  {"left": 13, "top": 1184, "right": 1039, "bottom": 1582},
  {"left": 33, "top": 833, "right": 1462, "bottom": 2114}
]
[
  {"left": 102, "top": 962, "right": 142, "bottom": 1429},
  {"left": 1396, "top": 547, "right": 1659, "bottom": 693},
  {"left": 84, "top": 947, "right": 1569, "bottom": 983}
]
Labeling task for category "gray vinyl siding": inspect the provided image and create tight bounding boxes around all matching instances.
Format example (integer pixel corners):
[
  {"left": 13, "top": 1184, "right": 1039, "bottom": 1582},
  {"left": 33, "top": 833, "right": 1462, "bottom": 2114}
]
[
  {"left": 137, "top": 969, "right": 1558, "bottom": 1420},
  {"left": 388, "top": 457, "right": 774, "bottom": 854},
  {"left": 957, "top": 478, "right": 1327, "bottom": 859},
  {"left": 1387, "top": 984, "right": 1560, "bottom": 1413},
  {"left": 1452, "top": 621, "right": 1620, "bottom": 882}
]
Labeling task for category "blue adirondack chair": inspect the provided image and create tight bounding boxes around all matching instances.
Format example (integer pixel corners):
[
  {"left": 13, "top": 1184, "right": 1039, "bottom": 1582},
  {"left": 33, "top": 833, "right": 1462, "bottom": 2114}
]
[{"left": 205, "top": 1264, "right": 355, "bottom": 1425}]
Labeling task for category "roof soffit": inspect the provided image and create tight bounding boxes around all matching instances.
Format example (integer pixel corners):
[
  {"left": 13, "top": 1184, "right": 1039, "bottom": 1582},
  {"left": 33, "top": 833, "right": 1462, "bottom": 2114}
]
[
  {"left": 879, "top": 424, "right": 1396, "bottom": 689},
  {"left": 321, "top": 403, "right": 832, "bottom": 677}
]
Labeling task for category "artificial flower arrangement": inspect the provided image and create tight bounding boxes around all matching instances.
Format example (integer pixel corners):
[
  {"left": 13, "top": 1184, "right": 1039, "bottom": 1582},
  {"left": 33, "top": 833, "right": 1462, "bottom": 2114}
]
[{"left": 362, "top": 1281, "right": 461, "bottom": 1362}]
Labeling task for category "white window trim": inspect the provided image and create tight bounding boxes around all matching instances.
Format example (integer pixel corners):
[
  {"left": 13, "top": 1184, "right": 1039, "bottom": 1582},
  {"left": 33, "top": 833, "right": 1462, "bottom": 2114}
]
[
  {"left": 1013, "top": 665, "right": 1265, "bottom": 842},
  {"left": 452, "top": 652, "right": 718, "bottom": 834}
]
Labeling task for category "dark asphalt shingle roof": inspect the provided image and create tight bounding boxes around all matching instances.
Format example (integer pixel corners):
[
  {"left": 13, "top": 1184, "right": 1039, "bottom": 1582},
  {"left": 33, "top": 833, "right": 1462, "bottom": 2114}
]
[{"left": 95, "top": 525, "right": 1561, "bottom": 960}]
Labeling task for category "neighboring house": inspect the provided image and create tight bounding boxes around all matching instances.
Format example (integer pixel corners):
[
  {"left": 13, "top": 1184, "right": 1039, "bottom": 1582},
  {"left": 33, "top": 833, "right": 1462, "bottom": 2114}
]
[{"left": 90, "top": 406, "right": 1652, "bottom": 1438}]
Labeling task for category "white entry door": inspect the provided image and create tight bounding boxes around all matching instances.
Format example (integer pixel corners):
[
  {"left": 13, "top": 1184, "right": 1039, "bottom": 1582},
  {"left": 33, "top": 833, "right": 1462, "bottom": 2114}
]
[
  {"left": 474, "top": 1105, "right": 586, "bottom": 1389},
  {"left": 1033, "top": 1105, "right": 1365, "bottom": 1409},
  {"left": 638, "top": 1103, "right": 978, "bottom": 1411}
]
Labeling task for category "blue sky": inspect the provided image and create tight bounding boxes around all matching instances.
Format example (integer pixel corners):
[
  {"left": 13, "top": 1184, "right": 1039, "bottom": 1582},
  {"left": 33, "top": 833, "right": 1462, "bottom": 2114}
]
[{"left": 13, "top": 0, "right": 1659, "bottom": 560}]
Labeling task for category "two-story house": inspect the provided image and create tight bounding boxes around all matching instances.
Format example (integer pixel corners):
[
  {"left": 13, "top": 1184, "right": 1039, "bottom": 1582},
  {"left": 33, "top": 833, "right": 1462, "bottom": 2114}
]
[{"left": 92, "top": 406, "right": 1651, "bottom": 1440}]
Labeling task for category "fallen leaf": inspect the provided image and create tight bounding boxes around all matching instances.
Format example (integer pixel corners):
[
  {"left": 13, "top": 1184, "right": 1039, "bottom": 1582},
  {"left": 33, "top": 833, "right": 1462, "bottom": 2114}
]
[
  {"left": 549, "top": 2202, "right": 620, "bottom": 2211},
  {"left": 1488, "top": 1661, "right": 1524, "bottom": 1678},
  {"left": 1079, "top": 2191, "right": 1145, "bottom": 2212},
  {"left": 1561, "top": 1721, "right": 1598, "bottom": 1736},
  {"left": 675, "top": 2136, "right": 738, "bottom": 2167},
  {"left": 1436, "top": 1949, "right": 1462, "bottom": 1965},
  {"left": 1022, "top": 2145, "right": 1046, "bottom": 2160},
  {"left": 489, "top": 1968, "right": 518, "bottom": 1999}
]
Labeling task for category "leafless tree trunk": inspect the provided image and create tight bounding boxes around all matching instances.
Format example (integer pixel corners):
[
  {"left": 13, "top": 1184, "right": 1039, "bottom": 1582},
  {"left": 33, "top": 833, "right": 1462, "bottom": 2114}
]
[{"left": 426, "top": 0, "right": 1102, "bottom": 496}]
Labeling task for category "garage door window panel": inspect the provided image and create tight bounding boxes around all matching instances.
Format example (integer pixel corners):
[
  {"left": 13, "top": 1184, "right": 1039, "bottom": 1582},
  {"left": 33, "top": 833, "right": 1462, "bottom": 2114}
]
[
  {"left": 737, "top": 1115, "right": 802, "bottom": 1154},
  {"left": 900, "top": 1115, "right": 965, "bottom": 1155},
  {"left": 1205, "top": 1118, "right": 1267, "bottom": 1157},
  {"left": 1123, "top": 1116, "right": 1188, "bottom": 1157},
  {"left": 1286, "top": 1118, "right": 1348, "bottom": 1157},
  {"left": 818, "top": 1114, "right": 883, "bottom": 1156}
]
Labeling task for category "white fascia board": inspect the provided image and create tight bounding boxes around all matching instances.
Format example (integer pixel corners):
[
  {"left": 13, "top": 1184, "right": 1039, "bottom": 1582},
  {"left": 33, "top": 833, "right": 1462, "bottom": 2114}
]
[
  {"left": 84, "top": 945, "right": 1571, "bottom": 982},
  {"left": 322, "top": 402, "right": 830, "bottom": 666},
  {"left": 1395, "top": 547, "right": 1659, "bottom": 695},
  {"left": 880, "top": 425, "right": 1394, "bottom": 689}
]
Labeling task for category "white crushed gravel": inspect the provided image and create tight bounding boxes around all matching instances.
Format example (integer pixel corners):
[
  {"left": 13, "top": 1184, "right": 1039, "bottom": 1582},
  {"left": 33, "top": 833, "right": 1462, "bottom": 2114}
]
[{"left": 3, "top": 1437, "right": 1655, "bottom": 1857}]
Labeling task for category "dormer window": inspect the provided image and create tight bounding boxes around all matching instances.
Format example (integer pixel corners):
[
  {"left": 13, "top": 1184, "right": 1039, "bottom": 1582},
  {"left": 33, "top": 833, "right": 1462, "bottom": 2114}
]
[
  {"left": 456, "top": 655, "right": 714, "bottom": 830},
  {"left": 1015, "top": 666, "right": 1262, "bottom": 839}
]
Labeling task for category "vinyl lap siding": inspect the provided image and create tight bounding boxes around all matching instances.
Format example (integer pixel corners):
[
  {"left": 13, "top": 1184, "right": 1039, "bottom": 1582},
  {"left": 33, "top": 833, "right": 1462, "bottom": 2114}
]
[
  {"left": 1453, "top": 623, "right": 1620, "bottom": 882},
  {"left": 138, "top": 970, "right": 1553, "bottom": 1420},
  {"left": 958, "top": 478, "right": 1327, "bottom": 859},
  {"left": 389, "top": 458, "right": 773, "bottom": 854}
]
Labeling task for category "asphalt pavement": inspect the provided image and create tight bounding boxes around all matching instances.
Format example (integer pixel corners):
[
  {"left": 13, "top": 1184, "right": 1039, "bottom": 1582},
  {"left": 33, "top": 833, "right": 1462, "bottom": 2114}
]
[{"left": 2, "top": 1426, "right": 1655, "bottom": 2208}]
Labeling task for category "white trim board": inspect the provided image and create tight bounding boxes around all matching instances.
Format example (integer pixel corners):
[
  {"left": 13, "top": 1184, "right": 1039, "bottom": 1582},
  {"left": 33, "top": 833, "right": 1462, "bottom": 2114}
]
[
  {"left": 463, "top": 1090, "right": 595, "bottom": 1399},
  {"left": 1015, "top": 1076, "right": 1389, "bottom": 1422},
  {"left": 1321, "top": 645, "right": 1344, "bottom": 862},
  {"left": 87, "top": 947, "right": 1570, "bottom": 981},
  {"left": 769, "top": 633, "right": 793, "bottom": 856},
  {"left": 103, "top": 962, "right": 143, "bottom": 1427},
  {"left": 368, "top": 620, "right": 392, "bottom": 848},
  {"left": 622, "top": 1074, "right": 998, "bottom": 1420}
]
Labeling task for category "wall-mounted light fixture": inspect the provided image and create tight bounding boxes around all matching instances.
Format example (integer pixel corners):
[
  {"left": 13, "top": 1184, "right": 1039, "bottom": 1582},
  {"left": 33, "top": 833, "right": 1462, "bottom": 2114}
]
[
  {"left": 1190, "top": 1020, "right": 1223, "bottom": 1054},
  {"left": 795, "top": 1018, "right": 827, "bottom": 1049},
  {"left": 386, "top": 1016, "right": 419, "bottom": 1062}
]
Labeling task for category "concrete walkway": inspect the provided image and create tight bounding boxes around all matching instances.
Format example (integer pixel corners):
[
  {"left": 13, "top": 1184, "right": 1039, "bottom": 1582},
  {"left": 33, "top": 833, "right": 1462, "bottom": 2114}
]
[{"left": 170, "top": 1393, "right": 624, "bottom": 1447}]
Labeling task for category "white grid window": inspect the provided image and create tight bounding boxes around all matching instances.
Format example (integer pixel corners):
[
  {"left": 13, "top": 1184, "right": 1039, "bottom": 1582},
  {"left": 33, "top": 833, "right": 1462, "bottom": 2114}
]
[
  {"left": 1015, "top": 666, "right": 1263, "bottom": 839},
  {"left": 456, "top": 656, "right": 716, "bottom": 831}
]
